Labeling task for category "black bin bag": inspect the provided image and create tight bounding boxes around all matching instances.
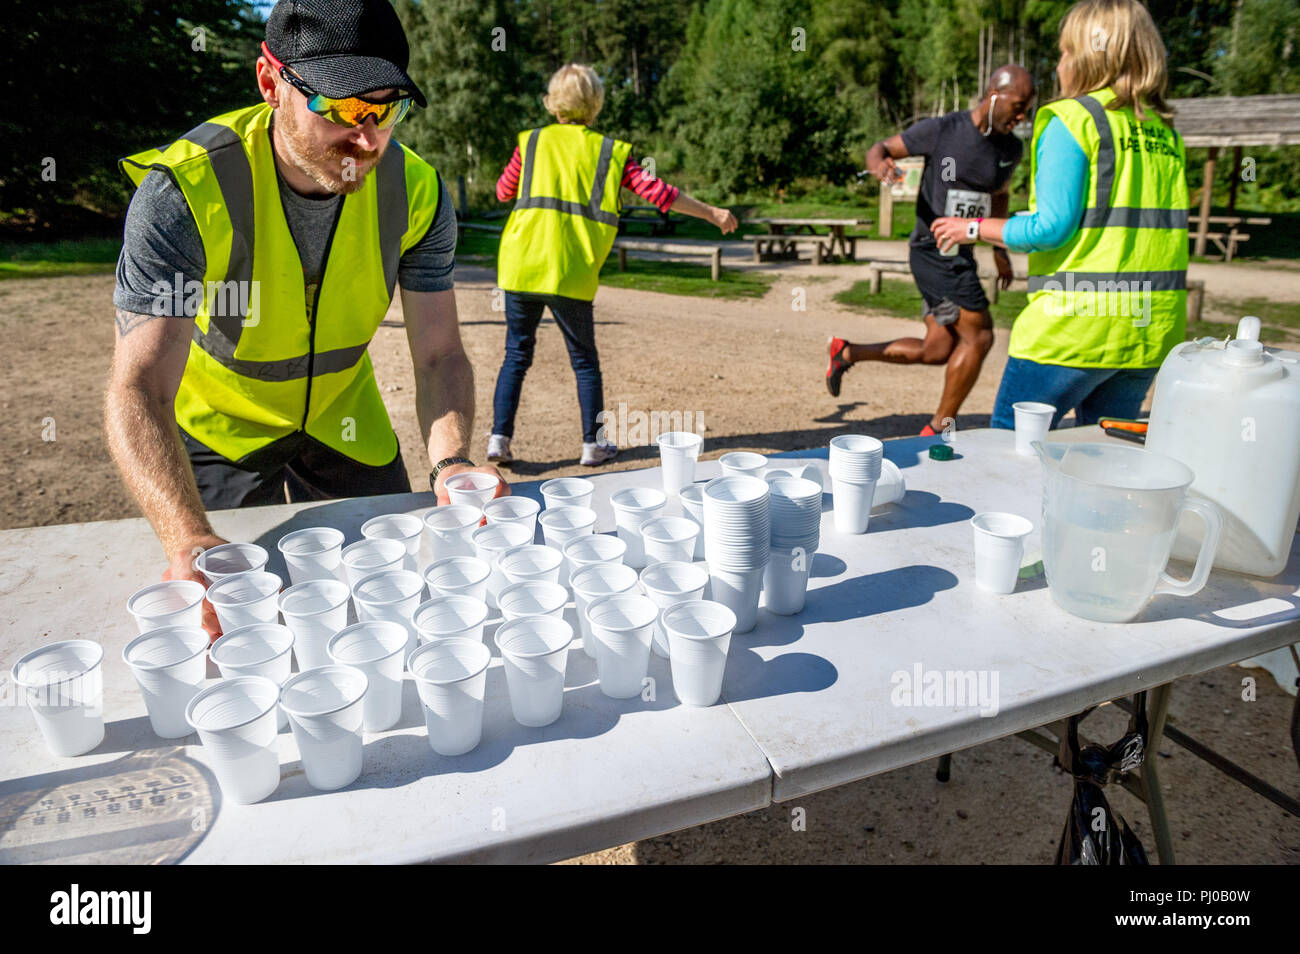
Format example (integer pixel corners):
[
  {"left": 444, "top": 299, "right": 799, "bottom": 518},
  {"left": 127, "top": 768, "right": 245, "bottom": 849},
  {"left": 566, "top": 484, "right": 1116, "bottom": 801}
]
[{"left": 1054, "top": 691, "right": 1150, "bottom": 865}]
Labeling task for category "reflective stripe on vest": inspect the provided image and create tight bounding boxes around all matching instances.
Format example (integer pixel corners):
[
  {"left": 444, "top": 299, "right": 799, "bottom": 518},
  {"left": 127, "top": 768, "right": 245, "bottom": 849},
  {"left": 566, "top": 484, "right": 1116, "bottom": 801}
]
[
  {"left": 1009, "top": 88, "right": 1189, "bottom": 369},
  {"left": 120, "top": 103, "right": 441, "bottom": 464}
]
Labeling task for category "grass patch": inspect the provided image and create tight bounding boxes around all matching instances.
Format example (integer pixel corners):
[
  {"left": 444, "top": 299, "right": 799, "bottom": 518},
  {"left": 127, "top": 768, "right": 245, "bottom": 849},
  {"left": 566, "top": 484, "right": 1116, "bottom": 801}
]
[
  {"left": 0, "top": 261, "right": 116, "bottom": 280},
  {"left": 598, "top": 257, "right": 774, "bottom": 299},
  {"left": 0, "top": 237, "right": 121, "bottom": 279}
]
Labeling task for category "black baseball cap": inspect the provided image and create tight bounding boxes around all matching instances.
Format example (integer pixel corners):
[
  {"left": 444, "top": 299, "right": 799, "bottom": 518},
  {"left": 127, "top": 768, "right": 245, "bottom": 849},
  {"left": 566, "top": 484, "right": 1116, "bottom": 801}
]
[{"left": 265, "top": 0, "right": 427, "bottom": 108}]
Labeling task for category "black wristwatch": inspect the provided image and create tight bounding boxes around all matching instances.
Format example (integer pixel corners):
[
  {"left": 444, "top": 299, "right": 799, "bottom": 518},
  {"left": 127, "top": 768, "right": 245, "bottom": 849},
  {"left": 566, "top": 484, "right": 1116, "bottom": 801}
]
[{"left": 430, "top": 456, "right": 475, "bottom": 492}]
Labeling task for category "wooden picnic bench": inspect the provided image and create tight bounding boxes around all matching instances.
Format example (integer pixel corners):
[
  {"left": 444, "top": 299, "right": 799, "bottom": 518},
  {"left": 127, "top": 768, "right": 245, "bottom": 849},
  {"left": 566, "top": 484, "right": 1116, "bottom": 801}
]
[
  {"left": 618, "top": 205, "right": 682, "bottom": 237},
  {"left": 745, "top": 217, "right": 871, "bottom": 263},
  {"left": 1188, "top": 215, "right": 1272, "bottom": 262},
  {"left": 613, "top": 239, "right": 724, "bottom": 281}
]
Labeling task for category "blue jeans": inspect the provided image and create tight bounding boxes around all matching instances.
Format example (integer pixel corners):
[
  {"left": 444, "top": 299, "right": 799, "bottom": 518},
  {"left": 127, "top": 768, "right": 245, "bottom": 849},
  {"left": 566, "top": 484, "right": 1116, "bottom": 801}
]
[
  {"left": 492, "top": 292, "right": 603, "bottom": 443},
  {"left": 991, "top": 357, "right": 1159, "bottom": 429}
]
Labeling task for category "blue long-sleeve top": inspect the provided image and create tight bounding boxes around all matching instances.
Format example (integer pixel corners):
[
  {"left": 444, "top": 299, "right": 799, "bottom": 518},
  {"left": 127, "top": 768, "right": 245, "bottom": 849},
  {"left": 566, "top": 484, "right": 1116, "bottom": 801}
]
[{"left": 1000, "top": 117, "right": 1089, "bottom": 253}]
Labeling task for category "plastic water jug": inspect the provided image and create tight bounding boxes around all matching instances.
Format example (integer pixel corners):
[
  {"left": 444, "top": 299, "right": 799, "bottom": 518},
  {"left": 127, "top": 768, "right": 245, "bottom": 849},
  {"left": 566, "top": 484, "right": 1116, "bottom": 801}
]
[
  {"left": 1033, "top": 441, "right": 1222, "bottom": 623},
  {"left": 1145, "top": 317, "right": 1300, "bottom": 577}
]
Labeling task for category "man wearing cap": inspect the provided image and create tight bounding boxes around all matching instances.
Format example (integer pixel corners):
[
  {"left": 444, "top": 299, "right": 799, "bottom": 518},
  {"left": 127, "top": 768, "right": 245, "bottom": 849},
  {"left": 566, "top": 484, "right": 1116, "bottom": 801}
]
[{"left": 106, "top": 0, "right": 505, "bottom": 634}]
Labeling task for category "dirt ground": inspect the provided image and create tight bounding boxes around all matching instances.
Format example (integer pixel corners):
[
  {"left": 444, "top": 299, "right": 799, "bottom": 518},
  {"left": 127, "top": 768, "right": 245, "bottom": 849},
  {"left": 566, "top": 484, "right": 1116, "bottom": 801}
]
[{"left": 1, "top": 249, "right": 1297, "bottom": 863}]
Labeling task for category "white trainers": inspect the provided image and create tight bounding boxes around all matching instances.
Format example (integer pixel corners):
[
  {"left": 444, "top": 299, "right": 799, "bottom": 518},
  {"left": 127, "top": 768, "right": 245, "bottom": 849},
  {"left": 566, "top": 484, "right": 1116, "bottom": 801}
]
[
  {"left": 486, "top": 434, "right": 513, "bottom": 465},
  {"left": 581, "top": 441, "right": 619, "bottom": 467}
]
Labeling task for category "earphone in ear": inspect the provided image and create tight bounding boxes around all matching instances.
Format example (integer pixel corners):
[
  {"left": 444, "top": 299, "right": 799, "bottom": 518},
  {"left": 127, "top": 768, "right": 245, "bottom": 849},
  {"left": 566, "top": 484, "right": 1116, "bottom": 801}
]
[{"left": 983, "top": 94, "right": 998, "bottom": 137}]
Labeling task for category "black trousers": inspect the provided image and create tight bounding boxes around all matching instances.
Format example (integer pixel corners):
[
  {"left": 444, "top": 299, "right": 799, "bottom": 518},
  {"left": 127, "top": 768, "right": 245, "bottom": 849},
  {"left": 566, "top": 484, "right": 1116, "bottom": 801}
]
[{"left": 181, "top": 428, "right": 412, "bottom": 511}]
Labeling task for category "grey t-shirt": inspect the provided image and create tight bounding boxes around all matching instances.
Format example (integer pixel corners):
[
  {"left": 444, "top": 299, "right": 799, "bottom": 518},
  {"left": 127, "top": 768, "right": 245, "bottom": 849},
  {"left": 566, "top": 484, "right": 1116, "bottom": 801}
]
[{"left": 114, "top": 141, "right": 457, "bottom": 317}]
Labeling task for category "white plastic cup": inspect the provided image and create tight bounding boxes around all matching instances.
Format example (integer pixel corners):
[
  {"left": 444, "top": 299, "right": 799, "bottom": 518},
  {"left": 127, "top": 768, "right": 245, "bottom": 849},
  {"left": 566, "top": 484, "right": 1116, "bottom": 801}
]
[
  {"left": 483, "top": 496, "right": 541, "bottom": 542},
  {"left": 662, "top": 600, "right": 737, "bottom": 707},
  {"left": 585, "top": 593, "right": 659, "bottom": 699},
  {"left": 763, "top": 546, "right": 813, "bottom": 616},
  {"left": 277, "top": 578, "right": 350, "bottom": 671},
  {"left": 193, "top": 542, "right": 269, "bottom": 583},
  {"left": 831, "top": 477, "right": 878, "bottom": 534},
  {"left": 707, "top": 564, "right": 766, "bottom": 634},
  {"left": 413, "top": 594, "right": 489, "bottom": 644},
  {"left": 571, "top": 562, "right": 640, "bottom": 659},
  {"left": 639, "top": 516, "right": 702, "bottom": 566},
  {"left": 185, "top": 675, "right": 281, "bottom": 804},
  {"left": 351, "top": 569, "right": 426, "bottom": 660},
  {"left": 657, "top": 431, "right": 703, "bottom": 494},
  {"left": 445, "top": 472, "right": 502, "bottom": 510},
  {"left": 327, "top": 621, "right": 407, "bottom": 733},
  {"left": 361, "top": 514, "right": 423, "bottom": 573},
  {"left": 340, "top": 538, "right": 407, "bottom": 588},
  {"left": 209, "top": 622, "right": 295, "bottom": 730},
  {"left": 423, "top": 505, "right": 484, "bottom": 562},
  {"left": 498, "top": 544, "right": 564, "bottom": 586},
  {"left": 126, "top": 580, "right": 207, "bottom": 634},
  {"left": 122, "top": 626, "right": 209, "bottom": 738},
  {"left": 971, "top": 512, "right": 1034, "bottom": 594},
  {"left": 1013, "top": 402, "right": 1056, "bottom": 457},
  {"left": 206, "top": 570, "right": 282, "bottom": 633},
  {"left": 829, "top": 434, "right": 885, "bottom": 483},
  {"left": 495, "top": 616, "right": 573, "bottom": 727},
  {"left": 279, "top": 665, "right": 368, "bottom": 791},
  {"left": 498, "top": 580, "right": 569, "bottom": 620},
  {"left": 679, "top": 484, "right": 708, "bottom": 560},
  {"left": 640, "top": 561, "right": 710, "bottom": 658},
  {"left": 562, "top": 534, "right": 627, "bottom": 588},
  {"left": 472, "top": 522, "right": 533, "bottom": 610},
  {"left": 10, "top": 640, "right": 105, "bottom": 757},
  {"left": 408, "top": 637, "right": 492, "bottom": 756},
  {"left": 609, "top": 486, "right": 668, "bottom": 570},
  {"left": 277, "top": 527, "right": 345, "bottom": 585},
  {"left": 539, "top": 506, "right": 597, "bottom": 586},
  {"left": 719, "top": 451, "right": 767, "bottom": 479},
  {"left": 540, "top": 477, "right": 595, "bottom": 511},
  {"left": 423, "top": 555, "right": 491, "bottom": 603}
]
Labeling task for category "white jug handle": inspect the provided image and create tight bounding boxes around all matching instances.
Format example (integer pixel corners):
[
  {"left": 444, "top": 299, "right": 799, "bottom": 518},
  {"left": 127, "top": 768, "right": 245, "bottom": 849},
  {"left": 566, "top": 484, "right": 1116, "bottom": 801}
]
[{"left": 1154, "top": 497, "right": 1222, "bottom": 598}]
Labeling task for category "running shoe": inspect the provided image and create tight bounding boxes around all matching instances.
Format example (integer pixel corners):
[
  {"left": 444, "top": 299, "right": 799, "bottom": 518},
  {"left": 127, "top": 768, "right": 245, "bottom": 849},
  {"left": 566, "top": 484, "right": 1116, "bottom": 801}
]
[
  {"left": 486, "top": 433, "right": 513, "bottom": 465},
  {"left": 581, "top": 441, "right": 619, "bottom": 467},
  {"left": 826, "top": 336, "right": 851, "bottom": 397}
]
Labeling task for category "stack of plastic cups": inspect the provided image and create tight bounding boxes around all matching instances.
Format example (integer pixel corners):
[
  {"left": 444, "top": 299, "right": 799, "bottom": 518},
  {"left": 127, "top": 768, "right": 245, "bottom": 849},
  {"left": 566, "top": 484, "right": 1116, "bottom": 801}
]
[
  {"left": 679, "top": 484, "right": 708, "bottom": 560},
  {"left": 126, "top": 580, "right": 207, "bottom": 634},
  {"left": 185, "top": 675, "right": 282, "bottom": 804},
  {"left": 570, "top": 562, "right": 639, "bottom": 659},
  {"left": 407, "top": 637, "right": 491, "bottom": 756},
  {"left": 639, "top": 517, "right": 701, "bottom": 566},
  {"left": 609, "top": 486, "right": 668, "bottom": 570},
  {"left": 584, "top": 593, "right": 659, "bottom": 699},
  {"left": 423, "top": 555, "right": 491, "bottom": 603},
  {"left": 351, "top": 569, "right": 426, "bottom": 661},
  {"left": 122, "top": 626, "right": 210, "bottom": 738},
  {"left": 765, "top": 476, "right": 823, "bottom": 615},
  {"left": 361, "top": 514, "right": 423, "bottom": 574},
  {"left": 209, "top": 622, "right": 295, "bottom": 729},
  {"left": 498, "top": 580, "right": 568, "bottom": 620},
  {"left": 702, "top": 475, "right": 770, "bottom": 634},
  {"left": 277, "top": 527, "right": 345, "bottom": 585},
  {"left": 662, "top": 600, "right": 737, "bottom": 707},
  {"left": 483, "top": 496, "right": 541, "bottom": 543},
  {"left": 206, "top": 571, "right": 282, "bottom": 632},
  {"left": 193, "top": 542, "right": 269, "bottom": 583},
  {"left": 340, "top": 538, "right": 407, "bottom": 588},
  {"left": 495, "top": 616, "right": 573, "bottom": 727},
  {"left": 412, "top": 594, "right": 489, "bottom": 645},
  {"left": 444, "top": 472, "right": 501, "bottom": 510},
  {"left": 327, "top": 620, "right": 408, "bottom": 733},
  {"left": 719, "top": 452, "right": 767, "bottom": 479},
  {"left": 828, "top": 435, "right": 884, "bottom": 534},
  {"left": 277, "top": 578, "right": 350, "bottom": 670},
  {"left": 639, "top": 562, "right": 709, "bottom": 658},
  {"left": 538, "top": 506, "right": 597, "bottom": 587},
  {"left": 657, "top": 431, "right": 703, "bottom": 494},
  {"left": 423, "top": 505, "right": 483, "bottom": 562},
  {"left": 540, "top": 477, "right": 595, "bottom": 511},
  {"left": 279, "top": 665, "right": 368, "bottom": 791},
  {"left": 471, "top": 522, "right": 533, "bottom": 610},
  {"left": 10, "top": 640, "right": 106, "bottom": 756}
]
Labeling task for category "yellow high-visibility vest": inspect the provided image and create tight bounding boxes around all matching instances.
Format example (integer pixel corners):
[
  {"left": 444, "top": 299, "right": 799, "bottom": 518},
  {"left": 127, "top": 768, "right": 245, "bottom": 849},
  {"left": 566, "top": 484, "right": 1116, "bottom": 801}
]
[
  {"left": 120, "top": 103, "right": 441, "bottom": 465},
  {"left": 497, "top": 123, "right": 632, "bottom": 301}
]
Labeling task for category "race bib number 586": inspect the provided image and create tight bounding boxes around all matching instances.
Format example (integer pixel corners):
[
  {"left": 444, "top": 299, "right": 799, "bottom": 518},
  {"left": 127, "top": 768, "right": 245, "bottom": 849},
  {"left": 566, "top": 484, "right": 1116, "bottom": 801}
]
[{"left": 944, "top": 189, "right": 991, "bottom": 219}]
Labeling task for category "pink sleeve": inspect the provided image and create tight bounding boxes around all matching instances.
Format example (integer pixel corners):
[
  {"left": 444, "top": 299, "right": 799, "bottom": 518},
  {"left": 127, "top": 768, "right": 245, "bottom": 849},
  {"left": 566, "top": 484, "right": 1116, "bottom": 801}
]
[
  {"left": 496, "top": 147, "right": 522, "bottom": 202},
  {"left": 620, "top": 157, "right": 679, "bottom": 212}
]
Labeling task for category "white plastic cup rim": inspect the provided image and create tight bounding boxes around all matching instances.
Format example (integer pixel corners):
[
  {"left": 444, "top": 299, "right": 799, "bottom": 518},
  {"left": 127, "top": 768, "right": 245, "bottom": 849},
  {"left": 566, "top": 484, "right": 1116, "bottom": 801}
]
[
  {"left": 277, "top": 527, "right": 345, "bottom": 557},
  {"left": 640, "top": 561, "right": 710, "bottom": 596},
  {"left": 407, "top": 637, "right": 491, "bottom": 685},
  {"left": 1013, "top": 401, "right": 1056, "bottom": 417},
  {"left": 497, "top": 545, "right": 563, "bottom": 576},
  {"left": 471, "top": 522, "right": 532, "bottom": 552},
  {"left": 639, "top": 517, "right": 701, "bottom": 544},
  {"left": 122, "top": 626, "right": 209, "bottom": 671},
  {"left": 423, "top": 556, "right": 492, "bottom": 589},
  {"left": 767, "top": 476, "right": 823, "bottom": 504},
  {"left": 194, "top": 543, "right": 269, "bottom": 578},
  {"left": 661, "top": 599, "right": 738, "bottom": 641},
  {"left": 610, "top": 487, "right": 668, "bottom": 513},
  {"left": 680, "top": 484, "right": 705, "bottom": 505},
  {"left": 11, "top": 639, "right": 104, "bottom": 689},
  {"left": 185, "top": 675, "right": 280, "bottom": 733},
  {"left": 571, "top": 563, "right": 640, "bottom": 598},
  {"left": 278, "top": 665, "right": 369, "bottom": 718},
  {"left": 126, "top": 580, "right": 208, "bottom": 622},
  {"left": 423, "top": 505, "right": 484, "bottom": 532},
  {"left": 539, "top": 506, "right": 598, "bottom": 532},
  {"left": 970, "top": 512, "right": 1034, "bottom": 540},
  {"left": 499, "top": 580, "right": 568, "bottom": 616},
  {"left": 278, "top": 578, "right": 350, "bottom": 617},
  {"left": 719, "top": 452, "right": 766, "bottom": 471},
  {"left": 563, "top": 535, "right": 627, "bottom": 564},
  {"left": 341, "top": 538, "right": 407, "bottom": 570},
  {"left": 585, "top": 593, "right": 659, "bottom": 632},
  {"left": 352, "top": 569, "right": 425, "bottom": 607},
  {"left": 483, "top": 496, "right": 541, "bottom": 521},
  {"left": 829, "top": 434, "right": 884, "bottom": 456},
  {"left": 539, "top": 477, "right": 594, "bottom": 500},
  {"left": 413, "top": 595, "right": 489, "bottom": 635},
  {"left": 657, "top": 431, "right": 703, "bottom": 452},
  {"left": 495, "top": 616, "right": 574, "bottom": 658},
  {"left": 210, "top": 622, "right": 295, "bottom": 669},
  {"left": 327, "top": 621, "right": 409, "bottom": 666},
  {"left": 703, "top": 475, "right": 770, "bottom": 504},
  {"left": 362, "top": 513, "right": 423, "bottom": 541},
  {"left": 445, "top": 472, "right": 500, "bottom": 493},
  {"left": 206, "top": 571, "right": 282, "bottom": 607}
]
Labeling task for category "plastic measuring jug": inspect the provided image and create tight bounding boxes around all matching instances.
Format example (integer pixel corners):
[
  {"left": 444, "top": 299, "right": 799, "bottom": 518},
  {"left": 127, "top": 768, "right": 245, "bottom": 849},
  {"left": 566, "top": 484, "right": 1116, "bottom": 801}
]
[{"left": 1033, "top": 441, "right": 1222, "bottom": 623}]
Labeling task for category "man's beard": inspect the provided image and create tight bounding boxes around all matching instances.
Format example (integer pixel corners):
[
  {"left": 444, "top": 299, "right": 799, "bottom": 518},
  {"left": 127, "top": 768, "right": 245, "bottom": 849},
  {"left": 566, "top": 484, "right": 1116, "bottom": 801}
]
[{"left": 276, "top": 105, "right": 382, "bottom": 195}]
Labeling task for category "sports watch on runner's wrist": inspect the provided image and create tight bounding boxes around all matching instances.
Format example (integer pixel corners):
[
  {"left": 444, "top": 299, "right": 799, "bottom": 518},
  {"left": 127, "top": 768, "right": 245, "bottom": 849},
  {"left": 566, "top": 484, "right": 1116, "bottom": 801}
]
[
  {"left": 966, "top": 218, "right": 983, "bottom": 241},
  {"left": 430, "top": 457, "right": 476, "bottom": 492}
]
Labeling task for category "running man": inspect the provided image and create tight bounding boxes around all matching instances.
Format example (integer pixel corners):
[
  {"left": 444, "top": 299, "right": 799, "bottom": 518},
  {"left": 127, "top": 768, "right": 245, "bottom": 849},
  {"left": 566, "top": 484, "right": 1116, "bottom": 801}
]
[{"left": 827, "top": 66, "right": 1035, "bottom": 437}]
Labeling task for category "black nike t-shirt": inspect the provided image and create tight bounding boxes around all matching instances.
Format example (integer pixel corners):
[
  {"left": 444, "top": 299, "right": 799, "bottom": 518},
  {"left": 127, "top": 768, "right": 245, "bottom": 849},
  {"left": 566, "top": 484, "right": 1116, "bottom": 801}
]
[{"left": 901, "top": 109, "right": 1023, "bottom": 253}]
